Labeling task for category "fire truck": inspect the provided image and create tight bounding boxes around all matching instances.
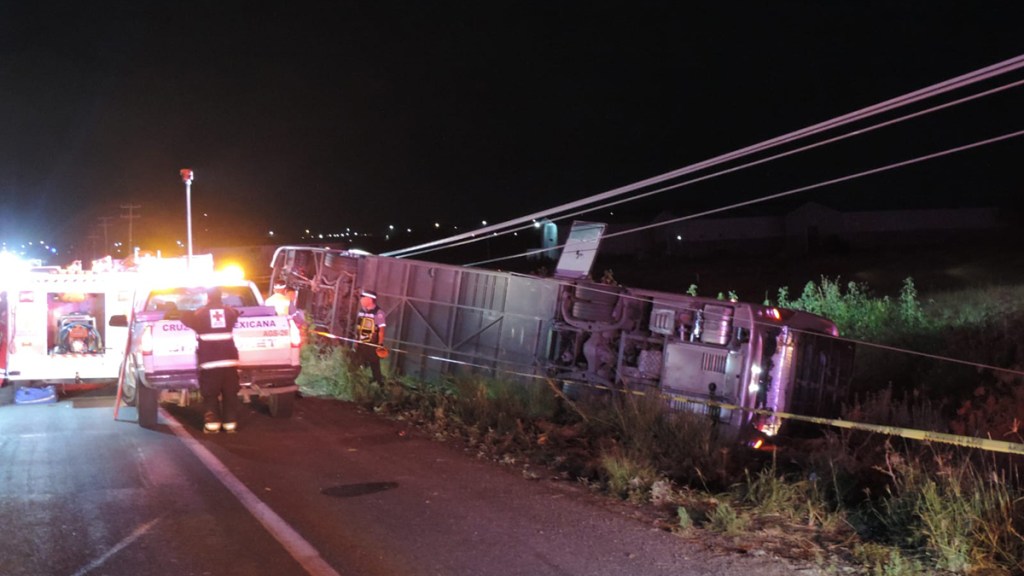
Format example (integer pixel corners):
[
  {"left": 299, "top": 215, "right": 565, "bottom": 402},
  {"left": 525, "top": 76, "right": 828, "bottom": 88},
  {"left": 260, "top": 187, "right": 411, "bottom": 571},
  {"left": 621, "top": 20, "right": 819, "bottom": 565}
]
[
  {"left": 0, "top": 253, "right": 213, "bottom": 395},
  {"left": 0, "top": 260, "right": 139, "bottom": 391},
  {"left": 268, "top": 223, "right": 855, "bottom": 442}
]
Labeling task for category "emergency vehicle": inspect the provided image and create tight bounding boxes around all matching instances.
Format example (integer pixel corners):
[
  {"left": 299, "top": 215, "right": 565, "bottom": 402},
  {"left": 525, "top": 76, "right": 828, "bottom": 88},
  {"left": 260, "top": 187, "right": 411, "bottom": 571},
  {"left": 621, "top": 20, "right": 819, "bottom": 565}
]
[
  {"left": 0, "top": 253, "right": 213, "bottom": 391},
  {"left": 0, "top": 260, "right": 139, "bottom": 388}
]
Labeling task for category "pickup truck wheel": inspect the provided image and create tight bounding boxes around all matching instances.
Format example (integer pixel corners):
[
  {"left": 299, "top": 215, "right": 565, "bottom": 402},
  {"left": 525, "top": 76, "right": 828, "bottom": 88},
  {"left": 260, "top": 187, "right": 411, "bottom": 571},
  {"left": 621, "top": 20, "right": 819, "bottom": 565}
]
[
  {"left": 267, "top": 391, "right": 295, "bottom": 418},
  {"left": 137, "top": 384, "right": 159, "bottom": 428},
  {"left": 121, "top": 363, "right": 138, "bottom": 407}
]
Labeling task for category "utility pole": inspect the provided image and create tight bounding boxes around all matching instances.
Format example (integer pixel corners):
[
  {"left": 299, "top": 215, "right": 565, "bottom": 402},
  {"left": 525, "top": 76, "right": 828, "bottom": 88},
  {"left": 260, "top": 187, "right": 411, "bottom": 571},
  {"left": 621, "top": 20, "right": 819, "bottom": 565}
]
[
  {"left": 96, "top": 216, "right": 114, "bottom": 256},
  {"left": 121, "top": 203, "right": 142, "bottom": 254},
  {"left": 85, "top": 233, "right": 100, "bottom": 261}
]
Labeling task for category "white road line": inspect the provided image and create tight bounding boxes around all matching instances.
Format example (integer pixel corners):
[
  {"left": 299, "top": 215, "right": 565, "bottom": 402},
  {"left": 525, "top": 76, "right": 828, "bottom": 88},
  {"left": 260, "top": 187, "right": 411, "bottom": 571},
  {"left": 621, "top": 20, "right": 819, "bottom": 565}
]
[
  {"left": 161, "top": 407, "right": 342, "bottom": 576},
  {"left": 70, "top": 517, "right": 162, "bottom": 576}
]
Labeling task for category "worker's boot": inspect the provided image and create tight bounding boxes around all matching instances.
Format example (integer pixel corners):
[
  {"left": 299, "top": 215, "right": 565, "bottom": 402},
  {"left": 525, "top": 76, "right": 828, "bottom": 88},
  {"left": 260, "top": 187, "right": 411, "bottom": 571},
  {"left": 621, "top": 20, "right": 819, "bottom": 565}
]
[{"left": 203, "top": 411, "right": 222, "bottom": 434}]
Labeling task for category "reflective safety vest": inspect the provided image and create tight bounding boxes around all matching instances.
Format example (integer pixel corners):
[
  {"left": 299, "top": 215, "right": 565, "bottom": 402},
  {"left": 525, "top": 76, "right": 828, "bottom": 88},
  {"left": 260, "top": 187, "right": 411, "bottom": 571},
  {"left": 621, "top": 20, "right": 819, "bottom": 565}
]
[
  {"left": 356, "top": 306, "right": 385, "bottom": 343},
  {"left": 265, "top": 292, "right": 291, "bottom": 316},
  {"left": 181, "top": 305, "right": 240, "bottom": 370}
]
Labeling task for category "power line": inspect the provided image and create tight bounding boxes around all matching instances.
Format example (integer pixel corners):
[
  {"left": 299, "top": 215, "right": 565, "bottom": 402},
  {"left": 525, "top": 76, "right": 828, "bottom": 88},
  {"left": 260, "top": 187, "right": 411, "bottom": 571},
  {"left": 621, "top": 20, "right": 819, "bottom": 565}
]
[
  {"left": 464, "top": 128, "right": 1024, "bottom": 267},
  {"left": 383, "top": 53, "right": 1024, "bottom": 259},
  {"left": 395, "top": 76, "right": 1024, "bottom": 262}
]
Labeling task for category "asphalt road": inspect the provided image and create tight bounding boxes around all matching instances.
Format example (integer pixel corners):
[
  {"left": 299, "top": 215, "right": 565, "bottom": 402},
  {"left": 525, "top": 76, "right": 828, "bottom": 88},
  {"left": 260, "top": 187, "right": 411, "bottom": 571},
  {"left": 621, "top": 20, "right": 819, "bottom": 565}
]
[{"left": 0, "top": 389, "right": 832, "bottom": 576}]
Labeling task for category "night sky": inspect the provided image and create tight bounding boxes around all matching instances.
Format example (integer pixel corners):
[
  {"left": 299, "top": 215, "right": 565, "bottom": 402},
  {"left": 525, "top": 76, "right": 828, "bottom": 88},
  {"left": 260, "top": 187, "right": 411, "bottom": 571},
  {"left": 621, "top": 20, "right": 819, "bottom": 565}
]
[{"left": 1, "top": 2, "right": 1021, "bottom": 262}]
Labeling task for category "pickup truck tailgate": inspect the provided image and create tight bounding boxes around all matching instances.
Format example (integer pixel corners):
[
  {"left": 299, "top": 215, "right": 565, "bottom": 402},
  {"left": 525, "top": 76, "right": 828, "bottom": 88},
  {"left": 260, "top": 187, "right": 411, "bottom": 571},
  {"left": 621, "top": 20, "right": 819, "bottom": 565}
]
[
  {"left": 233, "top": 315, "right": 298, "bottom": 367},
  {"left": 145, "top": 315, "right": 298, "bottom": 371}
]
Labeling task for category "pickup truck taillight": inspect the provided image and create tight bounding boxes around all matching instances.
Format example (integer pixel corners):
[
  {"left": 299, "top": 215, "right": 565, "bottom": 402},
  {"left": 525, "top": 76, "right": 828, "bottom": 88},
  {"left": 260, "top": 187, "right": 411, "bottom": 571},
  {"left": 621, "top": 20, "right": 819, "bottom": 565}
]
[
  {"left": 140, "top": 325, "right": 154, "bottom": 355},
  {"left": 288, "top": 318, "right": 303, "bottom": 348}
]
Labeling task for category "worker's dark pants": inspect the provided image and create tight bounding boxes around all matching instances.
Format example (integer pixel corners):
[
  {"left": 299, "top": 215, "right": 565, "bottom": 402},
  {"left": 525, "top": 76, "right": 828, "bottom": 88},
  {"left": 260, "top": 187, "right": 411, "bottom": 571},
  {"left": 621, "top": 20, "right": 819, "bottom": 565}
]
[
  {"left": 354, "top": 343, "right": 384, "bottom": 384},
  {"left": 200, "top": 367, "right": 241, "bottom": 424}
]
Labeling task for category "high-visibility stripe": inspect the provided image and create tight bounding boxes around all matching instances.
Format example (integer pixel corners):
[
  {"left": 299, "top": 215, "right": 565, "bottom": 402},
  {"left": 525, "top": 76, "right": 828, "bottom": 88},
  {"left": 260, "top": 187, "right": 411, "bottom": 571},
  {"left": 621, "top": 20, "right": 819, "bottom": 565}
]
[
  {"left": 198, "top": 333, "right": 234, "bottom": 341},
  {"left": 199, "top": 359, "right": 240, "bottom": 370}
]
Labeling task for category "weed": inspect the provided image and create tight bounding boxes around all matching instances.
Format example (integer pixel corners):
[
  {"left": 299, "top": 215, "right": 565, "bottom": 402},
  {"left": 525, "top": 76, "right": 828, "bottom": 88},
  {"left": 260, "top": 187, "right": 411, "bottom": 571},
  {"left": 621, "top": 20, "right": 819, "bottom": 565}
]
[
  {"left": 296, "top": 345, "right": 354, "bottom": 399},
  {"left": 677, "top": 505, "right": 693, "bottom": 530},
  {"left": 870, "top": 444, "right": 1024, "bottom": 574},
  {"left": 850, "top": 543, "right": 925, "bottom": 576},
  {"left": 707, "top": 501, "right": 746, "bottom": 534},
  {"left": 599, "top": 448, "right": 659, "bottom": 503}
]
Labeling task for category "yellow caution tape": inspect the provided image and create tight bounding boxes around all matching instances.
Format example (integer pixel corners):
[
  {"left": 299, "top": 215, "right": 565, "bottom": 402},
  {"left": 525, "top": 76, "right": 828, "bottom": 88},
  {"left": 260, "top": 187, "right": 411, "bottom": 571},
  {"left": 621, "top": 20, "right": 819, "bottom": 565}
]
[
  {"left": 656, "top": 388, "right": 1024, "bottom": 456},
  {"left": 306, "top": 329, "right": 1024, "bottom": 455}
]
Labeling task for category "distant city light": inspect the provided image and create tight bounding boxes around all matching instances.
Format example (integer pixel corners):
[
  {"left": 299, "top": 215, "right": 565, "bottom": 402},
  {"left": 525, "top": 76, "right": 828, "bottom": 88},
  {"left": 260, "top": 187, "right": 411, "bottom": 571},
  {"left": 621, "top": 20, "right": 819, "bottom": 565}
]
[
  {"left": 268, "top": 230, "right": 275, "bottom": 237},
  {"left": 481, "top": 220, "right": 487, "bottom": 226},
  {"left": 434, "top": 223, "right": 440, "bottom": 228}
]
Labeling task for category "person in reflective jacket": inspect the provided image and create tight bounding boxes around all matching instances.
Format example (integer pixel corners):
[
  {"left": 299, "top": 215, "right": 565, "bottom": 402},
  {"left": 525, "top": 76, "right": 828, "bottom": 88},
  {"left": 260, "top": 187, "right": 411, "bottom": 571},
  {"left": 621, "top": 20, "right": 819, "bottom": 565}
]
[
  {"left": 180, "top": 288, "right": 241, "bottom": 433},
  {"left": 265, "top": 283, "right": 292, "bottom": 316},
  {"left": 354, "top": 289, "right": 386, "bottom": 384}
]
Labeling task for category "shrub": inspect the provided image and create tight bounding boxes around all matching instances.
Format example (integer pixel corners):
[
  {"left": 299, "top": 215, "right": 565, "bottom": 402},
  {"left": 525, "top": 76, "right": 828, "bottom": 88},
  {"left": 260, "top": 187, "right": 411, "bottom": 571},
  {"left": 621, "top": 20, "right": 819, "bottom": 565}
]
[{"left": 870, "top": 445, "right": 1024, "bottom": 573}]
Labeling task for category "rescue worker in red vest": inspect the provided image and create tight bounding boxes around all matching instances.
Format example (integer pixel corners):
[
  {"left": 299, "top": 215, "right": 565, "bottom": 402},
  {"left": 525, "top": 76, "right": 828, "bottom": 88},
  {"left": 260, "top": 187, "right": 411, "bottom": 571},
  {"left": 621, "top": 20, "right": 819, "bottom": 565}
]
[
  {"left": 354, "top": 289, "right": 386, "bottom": 384},
  {"left": 180, "top": 287, "right": 241, "bottom": 433}
]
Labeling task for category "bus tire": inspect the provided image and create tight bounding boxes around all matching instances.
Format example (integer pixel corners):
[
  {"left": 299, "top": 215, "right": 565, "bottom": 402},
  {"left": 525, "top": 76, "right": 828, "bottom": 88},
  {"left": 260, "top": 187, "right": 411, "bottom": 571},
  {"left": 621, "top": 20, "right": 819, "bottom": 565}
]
[
  {"left": 268, "top": 391, "right": 294, "bottom": 418},
  {"left": 138, "top": 384, "right": 159, "bottom": 428}
]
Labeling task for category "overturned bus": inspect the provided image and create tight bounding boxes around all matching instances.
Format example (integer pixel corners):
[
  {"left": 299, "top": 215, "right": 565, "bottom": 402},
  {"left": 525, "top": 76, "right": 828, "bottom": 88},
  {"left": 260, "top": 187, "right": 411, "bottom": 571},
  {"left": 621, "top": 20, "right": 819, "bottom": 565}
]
[{"left": 269, "top": 235, "right": 853, "bottom": 442}]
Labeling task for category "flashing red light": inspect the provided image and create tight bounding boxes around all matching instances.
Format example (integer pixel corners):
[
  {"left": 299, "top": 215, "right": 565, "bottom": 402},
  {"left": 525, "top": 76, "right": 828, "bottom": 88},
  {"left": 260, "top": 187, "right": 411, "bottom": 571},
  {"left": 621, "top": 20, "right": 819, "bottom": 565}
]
[{"left": 765, "top": 307, "right": 782, "bottom": 321}]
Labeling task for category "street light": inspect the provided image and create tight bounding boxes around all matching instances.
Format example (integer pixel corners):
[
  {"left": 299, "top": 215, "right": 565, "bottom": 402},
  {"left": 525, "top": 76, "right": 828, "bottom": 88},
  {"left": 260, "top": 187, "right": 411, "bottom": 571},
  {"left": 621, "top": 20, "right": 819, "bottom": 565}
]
[{"left": 179, "top": 168, "right": 194, "bottom": 268}]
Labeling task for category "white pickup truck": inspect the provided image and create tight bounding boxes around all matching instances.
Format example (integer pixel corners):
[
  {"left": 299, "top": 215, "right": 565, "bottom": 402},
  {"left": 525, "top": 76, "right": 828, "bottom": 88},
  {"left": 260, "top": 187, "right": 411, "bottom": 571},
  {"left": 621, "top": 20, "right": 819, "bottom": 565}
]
[{"left": 110, "top": 280, "right": 302, "bottom": 428}]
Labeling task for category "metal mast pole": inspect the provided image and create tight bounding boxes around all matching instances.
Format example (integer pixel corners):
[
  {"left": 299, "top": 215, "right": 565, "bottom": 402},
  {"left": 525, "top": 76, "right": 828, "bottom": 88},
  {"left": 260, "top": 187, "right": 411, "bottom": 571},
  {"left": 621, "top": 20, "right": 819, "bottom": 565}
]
[{"left": 180, "top": 169, "right": 194, "bottom": 269}]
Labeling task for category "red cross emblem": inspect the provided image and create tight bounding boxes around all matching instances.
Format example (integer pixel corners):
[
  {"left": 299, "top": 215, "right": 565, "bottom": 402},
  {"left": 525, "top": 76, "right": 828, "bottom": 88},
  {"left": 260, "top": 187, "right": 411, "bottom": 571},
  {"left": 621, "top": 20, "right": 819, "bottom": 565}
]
[{"left": 209, "top": 308, "right": 227, "bottom": 329}]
